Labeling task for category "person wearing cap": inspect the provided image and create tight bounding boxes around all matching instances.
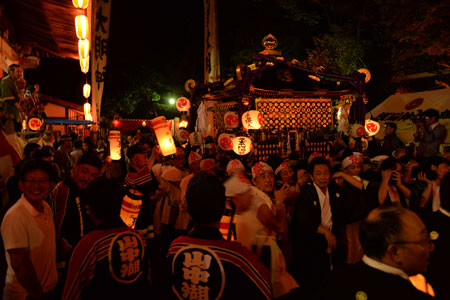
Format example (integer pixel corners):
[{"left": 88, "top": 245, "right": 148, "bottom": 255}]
[
  {"left": 226, "top": 159, "right": 245, "bottom": 176},
  {"left": 290, "top": 156, "right": 346, "bottom": 298},
  {"left": 317, "top": 206, "right": 436, "bottom": 300},
  {"left": 49, "top": 152, "right": 102, "bottom": 276},
  {"left": 414, "top": 108, "right": 447, "bottom": 158},
  {"left": 167, "top": 173, "right": 272, "bottom": 300},
  {"left": 246, "top": 161, "right": 299, "bottom": 298},
  {"left": 333, "top": 155, "right": 377, "bottom": 263}
]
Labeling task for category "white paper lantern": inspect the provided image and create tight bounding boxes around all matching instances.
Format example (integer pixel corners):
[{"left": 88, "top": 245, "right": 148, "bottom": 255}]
[
  {"left": 120, "top": 189, "right": 142, "bottom": 229},
  {"left": 365, "top": 119, "right": 380, "bottom": 136},
  {"left": 176, "top": 97, "right": 191, "bottom": 112},
  {"left": 109, "top": 130, "right": 121, "bottom": 160},
  {"left": 176, "top": 129, "right": 190, "bottom": 143},
  {"left": 224, "top": 111, "right": 239, "bottom": 129},
  {"left": 351, "top": 123, "right": 366, "bottom": 138},
  {"left": 218, "top": 133, "right": 236, "bottom": 151},
  {"left": 151, "top": 116, "right": 177, "bottom": 156},
  {"left": 232, "top": 136, "right": 252, "bottom": 155},
  {"left": 242, "top": 110, "right": 263, "bottom": 130}
]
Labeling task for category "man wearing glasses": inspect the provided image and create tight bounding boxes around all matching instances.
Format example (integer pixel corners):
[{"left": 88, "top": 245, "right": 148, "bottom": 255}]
[
  {"left": 317, "top": 206, "right": 437, "bottom": 300},
  {"left": 1, "top": 160, "right": 58, "bottom": 299}
]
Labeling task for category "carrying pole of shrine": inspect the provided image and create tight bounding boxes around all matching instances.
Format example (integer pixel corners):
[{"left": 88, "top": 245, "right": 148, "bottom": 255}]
[{"left": 204, "top": 0, "right": 220, "bottom": 83}]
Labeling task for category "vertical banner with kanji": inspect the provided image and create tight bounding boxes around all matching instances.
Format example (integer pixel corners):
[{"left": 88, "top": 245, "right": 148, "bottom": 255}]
[
  {"left": 203, "top": 0, "right": 220, "bottom": 83},
  {"left": 91, "top": 0, "right": 111, "bottom": 124}
]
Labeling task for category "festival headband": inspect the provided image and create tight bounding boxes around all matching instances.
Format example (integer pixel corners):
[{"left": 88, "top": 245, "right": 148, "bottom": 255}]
[
  {"left": 251, "top": 161, "right": 273, "bottom": 179},
  {"left": 274, "top": 160, "right": 291, "bottom": 175}
]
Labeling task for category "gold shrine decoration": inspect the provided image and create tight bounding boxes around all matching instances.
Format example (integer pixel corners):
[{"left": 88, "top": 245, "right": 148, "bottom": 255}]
[{"left": 255, "top": 98, "right": 332, "bottom": 130}]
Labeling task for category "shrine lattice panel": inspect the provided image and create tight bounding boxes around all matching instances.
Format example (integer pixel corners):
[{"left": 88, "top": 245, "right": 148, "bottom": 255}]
[
  {"left": 256, "top": 98, "right": 332, "bottom": 130},
  {"left": 214, "top": 102, "right": 238, "bottom": 130}
]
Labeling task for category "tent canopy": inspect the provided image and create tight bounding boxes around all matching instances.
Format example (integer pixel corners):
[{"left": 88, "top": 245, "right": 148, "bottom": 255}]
[{"left": 367, "top": 89, "right": 450, "bottom": 144}]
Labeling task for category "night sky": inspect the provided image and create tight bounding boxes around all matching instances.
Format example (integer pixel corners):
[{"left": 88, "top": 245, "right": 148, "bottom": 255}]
[{"left": 25, "top": 0, "right": 411, "bottom": 111}]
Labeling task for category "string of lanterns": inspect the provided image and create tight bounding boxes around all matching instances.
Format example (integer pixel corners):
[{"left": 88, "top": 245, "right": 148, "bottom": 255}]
[{"left": 73, "top": 0, "right": 92, "bottom": 121}]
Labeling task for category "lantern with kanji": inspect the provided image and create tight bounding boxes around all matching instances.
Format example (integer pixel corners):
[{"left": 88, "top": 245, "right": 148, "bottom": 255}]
[
  {"left": 109, "top": 130, "right": 121, "bottom": 160},
  {"left": 218, "top": 133, "right": 236, "bottom": 151},
  {"left": 364, "top": 119, "right": 380, "bottom": 137},
  {"left": 351, "top": 124, "right": 366, "bottom": 138},
  {"left": 176, "top": 97, "right": 191, "bottom": 112},
  {"left": 224, "top": 111, "right": 239, "bottom": 129},
  {"left": 75, "top": 15, "right": 89, "bottom": 39},
  {"left": 83, "top": 83, "right": 91, "bottom": 98},
  {"left": 151, "top": 116, "right": 176, "bottom": 156},
  {"left": 189, "top": 132, "right": 203, "bottom": 147},
  {"left": 232, "top": 136, "right": 252, "bottom": 155},
  {"left": 242, "top": 110, "right": 263, "bottom": 130}
]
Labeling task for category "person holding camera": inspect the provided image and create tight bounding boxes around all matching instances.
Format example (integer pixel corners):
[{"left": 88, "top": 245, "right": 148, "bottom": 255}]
[
  {"left": 378, "top": 157, "right": 411, "bottom": 207},
  {"left": 414, "top": 108, "right": 447, "bottom": 159}
]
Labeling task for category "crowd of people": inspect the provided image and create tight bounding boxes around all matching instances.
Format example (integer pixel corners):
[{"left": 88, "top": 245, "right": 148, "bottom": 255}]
[{"left": 0, "top": 105, "right": 448, "bottom": 299}]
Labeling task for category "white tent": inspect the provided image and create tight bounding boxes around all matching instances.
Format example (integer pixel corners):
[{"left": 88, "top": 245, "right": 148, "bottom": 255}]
[{"left": 367, "top": 89, "right": 450, "bottom": 144}]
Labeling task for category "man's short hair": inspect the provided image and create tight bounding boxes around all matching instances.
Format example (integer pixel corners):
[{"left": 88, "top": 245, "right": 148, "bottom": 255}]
[
  {"left": 424, "top": 108, "right": 440, "bottom": 121},
  {"left": 24, "top": 143, "right": 41, "bottom": 159},
  {"left": 85, "top": 177, "right": 125, "bottom": 222},
  {"left": 19, "top": 159, "right": 53, "bottom": 182},
  {"left": 8, "top": 64, "right": 20, "bottom": 73},
  {"left": 76, "top": 152, "right": 103, "bottom": 171},
  {"left": 385, "top": 122, "right": 397, "bottom": 131},
  {"left": 379, "top": 157, "right": 399, "bottom": 171},
  {"left": 359, "top": 206, "right": 408, "bottom": 259},
  {"left": 308, "top": 156, "right": 330, "bottom": 174},
  {"left": 186, "top": 173, "right": 225, "bottom": 224},
  {"left": 126, "top": 142, "right": 148, "bottom": 160}
]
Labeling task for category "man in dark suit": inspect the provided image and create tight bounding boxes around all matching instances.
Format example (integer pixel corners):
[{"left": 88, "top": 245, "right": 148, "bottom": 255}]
[
  {"left": 290, "top": 157, "right": 345, "bottom": 298},
  {"left": 426, "top": 173, "right": 450, "bottom": 299},
  {"left": 317, "top": 206, "right": 437, "bottom": 300}
]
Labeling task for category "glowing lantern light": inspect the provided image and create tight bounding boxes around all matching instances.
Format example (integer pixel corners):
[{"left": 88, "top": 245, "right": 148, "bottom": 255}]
[
  {"left": 80, "top": 56, "right": 89, "bottom": 73},
  {"left": 83, "top": 102, "right": 91, "bottom": 115},
  {"left": 83, "top": 83, "right": 91, "bottom": 98},
  {"left": 85, "top": 112, "right": 93, "bottom": 121},
  {"left": 151, "top": 116, "right": 176, "bottom": 156},
  {"left": 351, "top": 123, "right": 366, "bottom": 138},
  {"left": 224, "top": 111, "right": 239, "bottom": 129},
  {"left": 78, "top": 39, "right": 90, "bottom": 58},
  {"left": 179, "top": 120, "right": 188, "bottom": 128},
  {"left": 218, "top": 133, "right": 236, "bottom": 151},
  {"left": 232, "top": 136, "right": 253, "bottom": 155},
  {"left": 120, "top": 189, "right": 142, "bottom": 229},
  {"left": 189, "top": 132, "right": 203, "bottom": 147},
  {"left": 176, "top": 97, "right": 191, "bottom": 112},
  {"left": 108, "top": 130, "right": 121, "bottom": 160},
  {"left": 142, "top": 121, "right": 147, "bottom": 127},
  {"left": 242, "top": 110, "right": 263, "bottom": 130},
  {"left": 75, "top": 15, "right": 89, "bottom": 39},
  {"left": 73, "top": 0, "right": 89, "bottom": 9},
  {"left": 112, "top": 119, "right": 120, "bottom": 128},
  {"left": 365, "top": 119, "right": 380, "bottom": 136}
]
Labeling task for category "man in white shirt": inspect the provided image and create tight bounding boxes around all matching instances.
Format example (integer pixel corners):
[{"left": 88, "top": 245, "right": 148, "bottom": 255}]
[
  {"left": 318, "top": 206, "right": 436, "bottom": 300},
  {"left": 1, "top": 160, "right": 58, "bottom": 300}
]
